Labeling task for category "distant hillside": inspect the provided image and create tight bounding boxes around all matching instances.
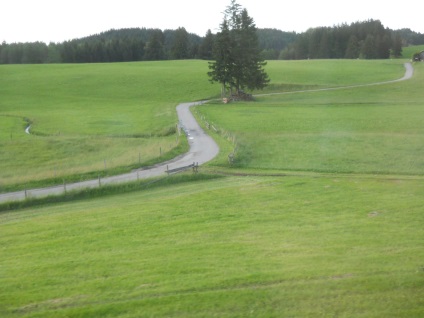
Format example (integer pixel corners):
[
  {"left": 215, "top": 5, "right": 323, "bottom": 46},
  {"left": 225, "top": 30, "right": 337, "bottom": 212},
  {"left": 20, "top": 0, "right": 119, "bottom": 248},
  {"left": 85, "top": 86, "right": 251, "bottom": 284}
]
[
  {"left": 280, "top": 20, "right": 424, "bottom": 60},
  {"left": 1, "top": 22, "right": 424, "bottom": 64}
]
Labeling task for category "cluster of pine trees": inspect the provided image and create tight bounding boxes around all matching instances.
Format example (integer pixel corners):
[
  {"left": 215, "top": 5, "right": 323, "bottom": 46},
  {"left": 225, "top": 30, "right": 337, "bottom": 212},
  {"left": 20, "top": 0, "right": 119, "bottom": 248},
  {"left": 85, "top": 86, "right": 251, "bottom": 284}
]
[
  {"left": 281, "top": 20, "right": 407, "bottom": 60},
  {"left": 0, "top": 28, "right": 205, "bottom": 64},
  {"left": 1, "top": 21, "right": 423, "bottom": 64}
]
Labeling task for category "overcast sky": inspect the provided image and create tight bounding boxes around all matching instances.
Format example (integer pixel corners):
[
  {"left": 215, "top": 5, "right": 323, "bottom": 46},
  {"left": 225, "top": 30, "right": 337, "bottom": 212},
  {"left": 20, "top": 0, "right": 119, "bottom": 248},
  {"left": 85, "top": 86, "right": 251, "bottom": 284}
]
[{"left": 2, "top": 0, "right": 423, "bottom": 43}]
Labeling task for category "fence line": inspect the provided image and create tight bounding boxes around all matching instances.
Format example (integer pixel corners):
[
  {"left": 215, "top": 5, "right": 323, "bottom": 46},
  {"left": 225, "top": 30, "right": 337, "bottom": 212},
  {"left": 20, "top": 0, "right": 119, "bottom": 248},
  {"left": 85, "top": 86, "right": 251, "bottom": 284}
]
[{"left": 194, "top": 109, "right": 238, "bottom": 165}]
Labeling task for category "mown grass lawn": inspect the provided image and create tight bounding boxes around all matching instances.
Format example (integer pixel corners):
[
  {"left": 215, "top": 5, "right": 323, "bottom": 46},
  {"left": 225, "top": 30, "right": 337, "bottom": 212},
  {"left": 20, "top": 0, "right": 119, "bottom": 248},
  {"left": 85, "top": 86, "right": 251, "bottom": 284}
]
[{"left": 1, "top": 174, "right": 423, "bottom": 317}]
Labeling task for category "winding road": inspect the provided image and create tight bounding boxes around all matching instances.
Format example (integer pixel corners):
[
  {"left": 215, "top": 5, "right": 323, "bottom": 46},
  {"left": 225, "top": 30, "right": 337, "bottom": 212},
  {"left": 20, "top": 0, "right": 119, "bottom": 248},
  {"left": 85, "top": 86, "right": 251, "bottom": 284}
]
[
  {"left": 0, "top": 101, "right": 219, "bottom": 203},
  {"left": 0, "top": 63, "right": 413, "bottom": 204}
]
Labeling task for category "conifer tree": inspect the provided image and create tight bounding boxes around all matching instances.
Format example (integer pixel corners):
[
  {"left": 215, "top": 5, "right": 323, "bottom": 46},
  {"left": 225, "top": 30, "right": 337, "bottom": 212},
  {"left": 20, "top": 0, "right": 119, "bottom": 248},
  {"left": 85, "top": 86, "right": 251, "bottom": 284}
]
[
  {"left": 144, "top": 30, "right": 165, "bottom": 61},
  {"left": 171, "top": 27, "right": 189, "bottom": 59},
  {"left": 208, "top": 0, "right": 269, "bottom": 98},
  {"left": 199, "top": 30, "right": 215, "bottom": 60}
]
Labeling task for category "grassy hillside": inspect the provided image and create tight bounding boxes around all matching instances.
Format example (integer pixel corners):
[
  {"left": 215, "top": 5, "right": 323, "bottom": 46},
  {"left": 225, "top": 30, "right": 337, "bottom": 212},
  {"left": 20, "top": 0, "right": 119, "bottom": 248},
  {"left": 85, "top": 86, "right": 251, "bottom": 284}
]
[
  {"left": 198, "top": 60, "right": 424, "bottom": 175},
  {"left": 1, "top": 175, "right": 423, "bottom": 317},
  {"left": 0, "top": 60, "right": 405, "bottom": 190},
  {"left": 262, "top": 59, "right": 404, "bottom": 92},
  {"left": 0, "top": 61, "right": 219, "bottom": 190},
  {"left": 401, "top": 45, "right": 424, "bottom": 59},
  {"left": 1, "top": 59, "right": 423, "bottom": 317}
]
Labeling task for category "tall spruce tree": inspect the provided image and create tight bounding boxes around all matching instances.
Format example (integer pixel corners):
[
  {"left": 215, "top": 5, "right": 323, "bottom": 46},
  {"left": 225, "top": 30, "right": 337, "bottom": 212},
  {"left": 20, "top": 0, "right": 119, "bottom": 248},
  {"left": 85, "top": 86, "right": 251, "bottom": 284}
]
[
  {"left": 171, "top": 27, "right": 189, "bottom": 59},
  {"left": 199, "top": 29, "right": 215, "bottom": 60},
  {"left": 392, "top": 34, "right": 403, "bottom": 58},
  {"left": 208, "top": 19, "right": 234, "bottom": 97},
  {"left": 144, "top": 30, "right": 165, "bottom": 61},
  {"left": 208, "top": 0, "right": 269, "bottom": 98}
]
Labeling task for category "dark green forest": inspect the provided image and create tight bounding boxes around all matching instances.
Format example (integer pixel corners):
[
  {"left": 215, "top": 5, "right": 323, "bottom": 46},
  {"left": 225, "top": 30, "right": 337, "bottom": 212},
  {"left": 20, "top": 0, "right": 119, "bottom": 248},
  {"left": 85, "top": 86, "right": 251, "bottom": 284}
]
[{"left": 1, "top": 20, "right": 424, "bottom": 64}]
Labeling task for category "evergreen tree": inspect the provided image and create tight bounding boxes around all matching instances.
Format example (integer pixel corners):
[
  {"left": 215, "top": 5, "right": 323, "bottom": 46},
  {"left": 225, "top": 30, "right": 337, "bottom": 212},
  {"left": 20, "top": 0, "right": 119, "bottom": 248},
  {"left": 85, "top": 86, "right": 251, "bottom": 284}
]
[
  {"left": 237, "top": 8, "right": 269, "bottom": 91},
  {"left": 171, "top": 27, "right": 189, "bottom": 59},
  {"left": 345, "top": 35, "right": 360, "bottom": 58},
  {"left": 0, "top": 42, "right": 4, "bottom": 64},
  {"left": 360, "top": 34, "right": 377, "bottom": 59},
  {"left": 199, "top": 29, "right": 215, "bottom": 60},
  {"left": 208, "top": 19, "right": 234, "bottom": 97},
  {"left": 392, "top": 33, "right": 403, "bottom": 57},
  {"left": 144, "top": 30, "right": 165, "bottom": 60},
  {"left": 376, "top": 34, "right": 391, "bottom": 59},
  {"left": 208, "top": 0, "right": 269, "bottom": 98}
]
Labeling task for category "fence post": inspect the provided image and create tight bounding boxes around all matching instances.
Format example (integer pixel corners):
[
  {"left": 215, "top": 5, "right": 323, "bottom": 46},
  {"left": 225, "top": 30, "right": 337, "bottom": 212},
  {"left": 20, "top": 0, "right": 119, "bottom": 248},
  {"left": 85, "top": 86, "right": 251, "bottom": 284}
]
[
  {"left": 63, "top": 180, "right": 66, "bottom": 194},
  {"left": 98, "top": 175, "right": 101, "bottom": 187}
]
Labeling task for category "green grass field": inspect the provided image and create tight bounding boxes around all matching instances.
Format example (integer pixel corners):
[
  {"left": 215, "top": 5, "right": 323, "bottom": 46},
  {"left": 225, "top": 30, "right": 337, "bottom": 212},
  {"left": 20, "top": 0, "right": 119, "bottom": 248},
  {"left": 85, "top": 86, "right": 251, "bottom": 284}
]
[
  {"left": 0, "top": 61, "right": 219, "bottom": 190},
  {"left": 401, "top": 45, "right": 424, "bottom": 59},
  {"left": 0, "top": 59, "right": 408, "bottom": 190},
  {"left": 1, "top": 56, "right": 424, "bottom": 317},
  {"left": 198, "top": 60, "right": 424, "bottom": 176},
  {"left": 1, "top": 175, "right": 423, "bottom": 317}
]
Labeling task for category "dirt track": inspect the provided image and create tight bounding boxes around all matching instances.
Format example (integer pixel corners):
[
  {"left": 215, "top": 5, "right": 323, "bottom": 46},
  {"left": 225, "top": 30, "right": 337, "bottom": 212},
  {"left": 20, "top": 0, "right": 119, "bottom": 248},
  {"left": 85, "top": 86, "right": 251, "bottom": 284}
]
[{"left": 0, "top": 63, "right": 413, "bottom": 203}]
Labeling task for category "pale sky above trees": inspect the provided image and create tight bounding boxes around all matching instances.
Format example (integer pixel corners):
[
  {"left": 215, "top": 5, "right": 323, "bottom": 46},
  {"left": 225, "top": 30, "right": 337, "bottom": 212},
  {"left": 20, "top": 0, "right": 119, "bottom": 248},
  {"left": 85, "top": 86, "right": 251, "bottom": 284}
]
[{"left": 2, "top": 0, "right": 423, "bottom": 43}]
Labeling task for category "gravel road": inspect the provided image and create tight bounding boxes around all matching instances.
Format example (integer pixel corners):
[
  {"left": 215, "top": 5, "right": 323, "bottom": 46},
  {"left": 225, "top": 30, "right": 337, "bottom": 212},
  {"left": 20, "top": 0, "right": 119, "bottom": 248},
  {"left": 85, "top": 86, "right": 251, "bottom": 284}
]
[{"left": 0, "top": 101, "right": 219, "bottom": 203}]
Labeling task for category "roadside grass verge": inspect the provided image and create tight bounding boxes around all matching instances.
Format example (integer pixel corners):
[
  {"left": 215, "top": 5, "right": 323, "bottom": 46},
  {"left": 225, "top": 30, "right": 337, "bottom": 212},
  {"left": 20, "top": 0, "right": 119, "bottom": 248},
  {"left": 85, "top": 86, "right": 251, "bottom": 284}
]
[
  {"left": 0, "top": 134, "right": 189, "bottom": 193},
  {"left": 1, "top": 175, "right": 423, "bottom": 317},
  {"left": 0, "top": 172, "right": 222, "bottom": 213}
]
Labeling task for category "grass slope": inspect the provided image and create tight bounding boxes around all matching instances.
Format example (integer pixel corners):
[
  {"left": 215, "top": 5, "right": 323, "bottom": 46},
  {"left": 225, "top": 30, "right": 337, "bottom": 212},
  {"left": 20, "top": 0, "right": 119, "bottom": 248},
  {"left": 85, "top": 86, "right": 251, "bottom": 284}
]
[
  {"left": 1, "top": 175, "right": 423, "bottom": 317},
  {"left": 1, "top": 59, "right": 423, "bottom": 317},
  {"left": 401, "top": 45, "right": 424, "bottom": 60},
  {"left": 0, "top": 61, "right": 218, "bottom": 190},
  {"left": 198, "top": 61, "right": 424, "bottom": 175}
]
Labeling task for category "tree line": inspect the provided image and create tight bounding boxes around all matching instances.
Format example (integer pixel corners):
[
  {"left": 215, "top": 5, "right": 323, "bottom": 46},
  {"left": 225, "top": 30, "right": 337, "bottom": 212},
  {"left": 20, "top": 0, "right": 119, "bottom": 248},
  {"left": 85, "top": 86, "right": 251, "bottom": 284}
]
[
  {"left": 280, "top": 20, "right": 412, "bottom": 60},
  {"left": 1, "top": 21, "right": 424, "bottom": 64}
]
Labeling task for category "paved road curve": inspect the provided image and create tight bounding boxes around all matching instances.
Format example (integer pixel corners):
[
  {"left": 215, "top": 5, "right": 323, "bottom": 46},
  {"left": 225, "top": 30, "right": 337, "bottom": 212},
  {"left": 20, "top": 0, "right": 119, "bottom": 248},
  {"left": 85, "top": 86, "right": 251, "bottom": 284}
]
[{"left": 0, "top": 101, "right": 219, "bottom": 203}]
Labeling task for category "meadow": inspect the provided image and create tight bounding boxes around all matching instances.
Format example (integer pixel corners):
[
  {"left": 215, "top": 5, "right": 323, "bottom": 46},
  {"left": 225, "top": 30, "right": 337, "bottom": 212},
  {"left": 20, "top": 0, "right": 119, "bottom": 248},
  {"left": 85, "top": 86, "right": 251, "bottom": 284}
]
[
  {"left": 0, "top": 59, "right": 405, "bottom": 190},
  {"left": 1, "top": 175, "right": 423, "bottom": 317},
  {"left": 1, "top": 57, "right": 424, "bottom": 317},
  {"left": 0, "top": 61, "right": 219, "bottom": 190},
  {"left": 402, "top": 44, "right": 424, "bottom": 60},
  {"left": 197, "top": 61, "right": 424, "bottom": 175}
]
